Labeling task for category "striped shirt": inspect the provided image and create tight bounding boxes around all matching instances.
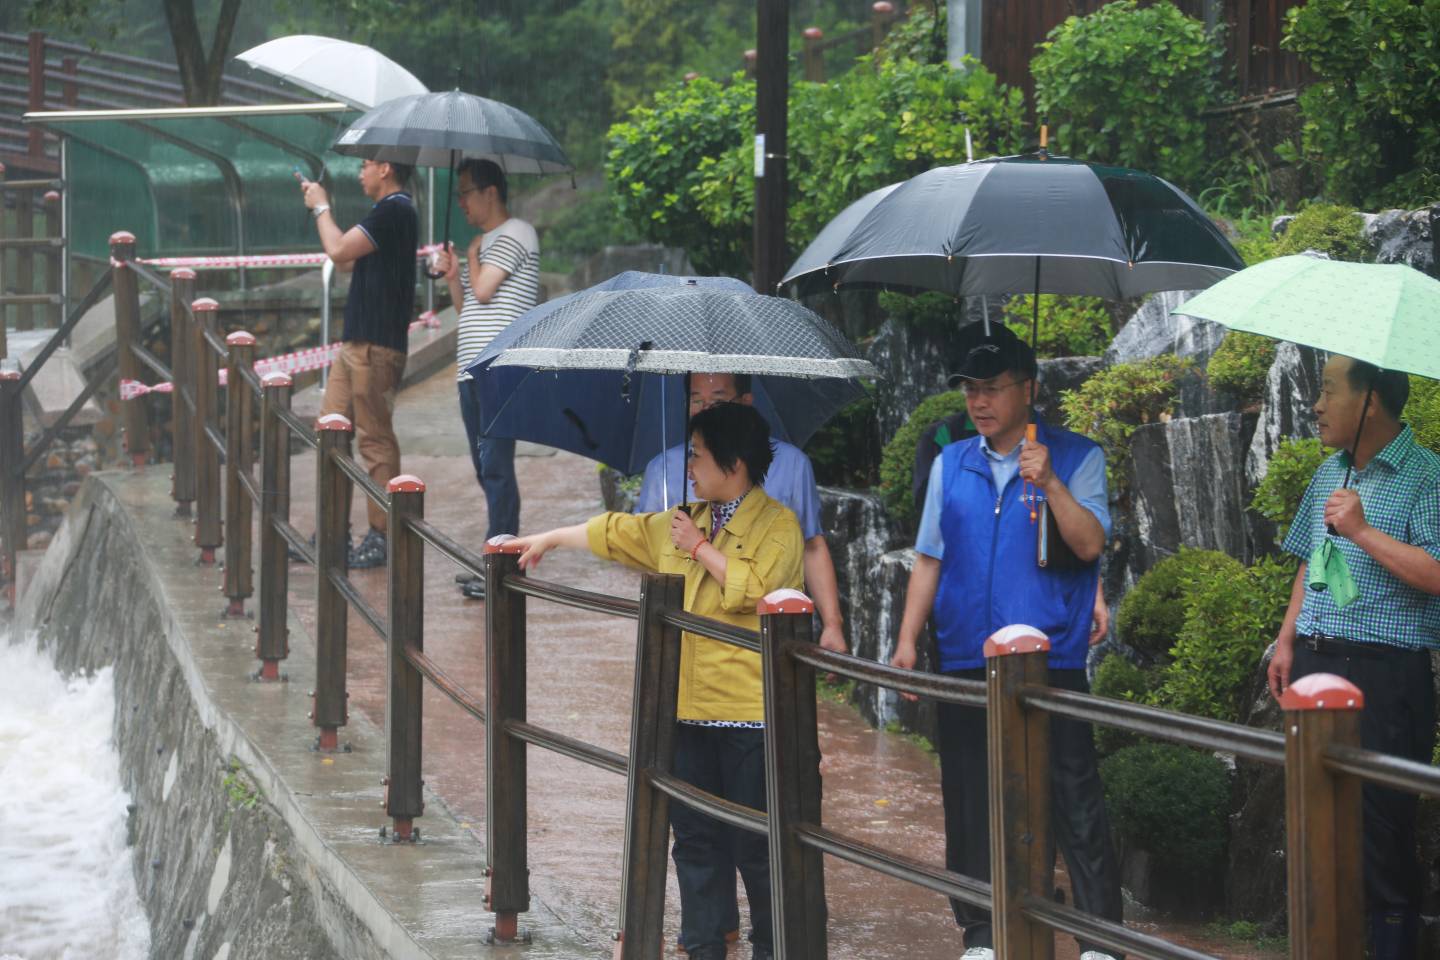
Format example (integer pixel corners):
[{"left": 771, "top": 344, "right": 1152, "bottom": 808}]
[
  {"left": 455, "top": 217, "right": 540, "bottom": 380},
  {"left": 1284, "top": 425, "right": 1440, "bottom": 650}
]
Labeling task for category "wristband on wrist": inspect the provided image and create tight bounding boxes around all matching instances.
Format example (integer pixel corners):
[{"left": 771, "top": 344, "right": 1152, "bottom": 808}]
[
  {"left": 312, "top": 203, "right": 330, "bottom": 220},
  {"left": 691, "top": 538, "right": 707, "bottom": 561}
]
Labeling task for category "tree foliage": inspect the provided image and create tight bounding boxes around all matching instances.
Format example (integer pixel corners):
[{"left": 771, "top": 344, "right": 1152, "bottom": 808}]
[{"left": 1031, "top": 0, "right": 1226, "bottom": 191}]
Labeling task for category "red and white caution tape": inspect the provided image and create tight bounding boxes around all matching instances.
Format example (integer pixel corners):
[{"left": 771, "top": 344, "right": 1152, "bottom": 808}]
[
  {"left": 409, "top": 309, "right": 440, "bottom": 332},
  {"left": 129, "top": 244, "right": 446, "bottom": 271},
  {"left": 119, "top": 379, "right": 173, "bottom": 401},
  {"left": 120, "top": 339, "right": 344, "bottom": 400}
]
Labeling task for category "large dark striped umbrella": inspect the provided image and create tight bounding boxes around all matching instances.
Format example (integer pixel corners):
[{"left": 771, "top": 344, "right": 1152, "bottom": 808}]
[{"left": 780, "top": 155, "right": 1243, "bottom": 300}]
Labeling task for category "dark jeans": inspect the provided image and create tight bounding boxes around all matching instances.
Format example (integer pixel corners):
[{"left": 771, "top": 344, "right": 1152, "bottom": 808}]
[
  {"left": 670, "top": 724, "right": 771, "bottom": 953},
  {"left": 938, "top": 667, "right": 1123, "bottom": 956},
  {"left": 1291, "top": 640, "right": 1436, "bottom": 960},
  {"left": 458, "top": 378, "right": 519, "bottom": 541}
]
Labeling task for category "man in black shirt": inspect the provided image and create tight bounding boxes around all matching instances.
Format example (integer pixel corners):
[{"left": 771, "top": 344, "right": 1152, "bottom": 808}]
[{"left": 300, "top": 159, "right": 418, "bottom": 567}]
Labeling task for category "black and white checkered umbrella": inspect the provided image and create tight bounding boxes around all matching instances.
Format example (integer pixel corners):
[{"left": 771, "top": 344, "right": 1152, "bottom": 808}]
[
  {"left": 332, "top": 90, "right": 571, "bottom": 173},
  {"left": 487, "top": 284, "right": 878, "bottom": 380}
]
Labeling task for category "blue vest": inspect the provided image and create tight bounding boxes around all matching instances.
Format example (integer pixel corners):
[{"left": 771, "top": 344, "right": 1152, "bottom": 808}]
[{"left": 934, "top": 419, "right": 1101, "bottom": 671}]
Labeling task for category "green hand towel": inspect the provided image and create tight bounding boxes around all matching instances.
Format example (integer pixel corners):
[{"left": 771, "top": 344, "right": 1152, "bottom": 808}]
[{"left": 1307, "top": 539, "right": 1359, "bottom": 609}]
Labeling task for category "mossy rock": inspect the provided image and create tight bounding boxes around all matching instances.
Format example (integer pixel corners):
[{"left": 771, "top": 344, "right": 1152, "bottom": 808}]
[
  {"left": 1274, "top": 204, "right": 1372, "bottom": 262},
  {"left": 878, "top": 390, "right": 971, "bottom": 528},
  {"left": 1206, "top": 331, "right": 1276, "bottom": 407}
]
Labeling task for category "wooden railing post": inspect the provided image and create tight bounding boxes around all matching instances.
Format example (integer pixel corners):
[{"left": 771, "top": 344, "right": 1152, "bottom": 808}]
[
  {"left": 985, "top": 626, "right": 1054, "bottom": 960},
  {"left": 254, "top": 371, "right": 293, "bottom": 682},
  {"left": 0, "top": 360, "right": 24, "bottom": 598},
  {"left": 43, "top": 189, "right": 62, "bottom": 328},
  {"left": 802, "top": 27, "right": 826, "bottom": 82},
  {"left": 27, "top": 31, "right": 45, "bottom": 160},
  {"left": 16, "top": 186, "right": 34, "bottom": 331},
  {"left": 190, "top": 296, "right": 222, "bottom": 563},
  {"left": 313, "top": 412, "right": 353, "bottom": 752},
  {"left": 169, "top": 268, "right": 197, "bottom": 516},
  {"left": 222, "top": 331, "right": 255, "bottom": 618},
  {"left": 870, "top": 1, "right": 896, "bottom": 51},
  {"left": 760, "top": 589, "right": 827, "bottom": 960},
  {"left": 1281, "top": 673, "right": 1365, "bottom": 960},
  {"left": 384, "top": 474, "right": 426, "bottom": 837},
  {"left": 484, "top": 537, "right": 530, "bottom": 943},
  {"left": 110, "top": 231, "right": 150, "bottom": 466},
  {"left": 616, "top": 570, "right": 686, "bottom": 960}
]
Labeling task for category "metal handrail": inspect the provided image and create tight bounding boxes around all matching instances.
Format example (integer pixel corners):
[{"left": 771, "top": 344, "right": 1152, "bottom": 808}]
[
  {"left": 331, "top": 448, "right": 386, "bottom": 509},
  {"left": 1022, "top": 894, "right": 1219, "bottom": 960},
  {"left": 500, "top": 570, "right": 642, "bottom": 620},
  {"left": 504, "top": 718, "right": 628, "bottom": 777},
  {"left": 650, "top": 770, "right": 768, "bottom": 835},
  {"left": 790, "top": 642, "right": 987, "bottom": 708},
  {"left": 661, "top": 608, "right": 761, "bottom": 652},
  {"left": 130, "top": 342, "right": 170, "bottom": 383},
  {"left": 403, "top": 644, "right": 487, "bottom": 724},
  {"left": 14, "top": 270, "right": 111, "bottom": 392},
  {"left": 273, "top": 405, "right": 317, "bottom": 449},
  {"left": 1324, "top": 742, "right": 1440, "bottom": 800},
  {"left": 794, "top": 822, "right": 991, "bottom": 909},
  {"left": 326, "top": 564, "right": 386, "bottom": 642}
]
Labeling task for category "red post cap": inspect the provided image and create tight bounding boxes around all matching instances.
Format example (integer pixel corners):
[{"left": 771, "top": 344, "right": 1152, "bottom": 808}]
[
  {"left": 0, "top": 362, "right": 21, "bottom": 381},
  {"left": 191, "top": 297, "right": 220, "bottom": 312},
  {"left": 261, "top": 371, "right": 293, "bottom": 389},
  {"left": 108, "top": 230, "right": 136, "bottom": 245},
  {"left": 171, "top": 267, "right": 197, "bottom": 281},
  {"left": 315, "top": 412, "right": 352, "bottom": 431},
  {"left": 757, "top": 588, "right": 815, "bottom": 616},
  {"left": 982, "top": 624, "right": 1051, "bottom": 658},
  {"left": 483, "top": 534, "right": 524, "bottom": 555},
  {"left": 803, "top": 26, "right": 824, "bottom": 39},
  {"left": 873, "top": 1, "right": 895, "bottom": 13},
  {"left": 386, "top": 474, "right": 425, "bottom": 494},
  {"left": 226, "top": 331, "right": 256, "bottom": 346},
  {"left": 1279, "top": 672, "right": 1364, "bottom": 711},
  {"left": 43, "top": 189, "right": 60, "bottom": 203},
  {"left": 683, "top": 71, "right": 700, "bottom": 82},
  {"left": 743, "top": 48, "right": 758, "bottom": 62}
]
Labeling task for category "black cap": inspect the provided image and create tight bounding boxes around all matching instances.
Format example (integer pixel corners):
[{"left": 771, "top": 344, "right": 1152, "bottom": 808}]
[{"left": 946, "top": 325, "right": 1036, "bottom": 386}]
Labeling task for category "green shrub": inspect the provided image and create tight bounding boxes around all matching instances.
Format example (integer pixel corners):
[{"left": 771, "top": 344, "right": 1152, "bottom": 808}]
[
  {"left": 1002, "top": 294, "right": 1114, "bottom": 358},
  {"left": 1206, "top": 332, "right": 1276, "bottom": 406},
  {"left": 1282, "top": 0, "right": 1440, "bottom": 208},
  {"left": 1060, "top": 354, "right": 1193, "bottom": 495},
  {"left": 1091, "top": 653, "right": 1159, "bottom": 755},
  {"left": 1116, "top": 549, "right": 1240, "bottom": 661},
  {"left": 541, "top": 189, "right": 643, "bottom": 266},
  {"left": 1249, "top": 438, "right": 1329, "bottom": 543},
  {"left": 878, "top": 390, "right": 971, "bottom": 527},
  {"left": 1157, "top": 554, "right": 1296, "bottom": 721},
  {"left": 1407, "top": 375, "right": 1440, "bottom": 455},
  {"left": 1273, "top": 204, "right": 1372, "bottom": 262},
  {"left": 805, "top": 387, "right": 881, "bottom": 489},
  {"left": 1031, "top": 0, "right": 1226, "bottom": 192},
  {"left": 607, "top": 57, "right": 1025, "bottom": 275},
  {"left": 877, "top": 291, "right": 966, "bottom": 333},
  {"left": 1100, "top": 743, "right": 1230, "bottom": 871},
  {"left": 1227, "top": 214, "right": 1282, "bottom": 266},
  {"left": 874, "top": 1, "right": 947, "bottom": 65}
]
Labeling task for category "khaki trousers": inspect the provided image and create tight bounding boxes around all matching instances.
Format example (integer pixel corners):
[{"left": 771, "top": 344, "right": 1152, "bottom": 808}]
[{"left": 320, "top": 341, "right": 406, "bottom": 533}]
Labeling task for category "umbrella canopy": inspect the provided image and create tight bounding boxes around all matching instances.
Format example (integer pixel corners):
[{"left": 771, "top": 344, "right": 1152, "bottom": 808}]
[
  {"left": 464, "top": 274, "right": 876, "bottom": 475},
  {"left": 780, "top": 155, "right": 1243, "bottom": 300},
  {"left": 332, "top": 90, "right": 571, "bottom": 174},
  {"left": 1171, "top": 255, "right": 1440, "bottom": 380},
  {"left": 235, "top": 35, "right": 427, "bottom": 110}
]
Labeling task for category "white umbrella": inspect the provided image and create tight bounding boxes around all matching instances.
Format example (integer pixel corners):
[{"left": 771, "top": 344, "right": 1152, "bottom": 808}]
[{"left": 235, "top": 35, "right": 427, "bottom": 110}]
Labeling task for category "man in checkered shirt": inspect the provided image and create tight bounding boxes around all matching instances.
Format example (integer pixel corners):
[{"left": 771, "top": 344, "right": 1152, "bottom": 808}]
[{"left": 1266, "top": 355, "right": 1440, "bottom": 960}]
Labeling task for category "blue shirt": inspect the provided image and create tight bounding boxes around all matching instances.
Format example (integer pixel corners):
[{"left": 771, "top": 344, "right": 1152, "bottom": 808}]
[
  {"left": 915, "top": 436, "right": 1110, "bottom": 559},
  {"left": 1283, "top": 425, "right": 1440, "bottom": 650},
  {"left": 635, "top": 440, "right": 823, "bottom": 541}
]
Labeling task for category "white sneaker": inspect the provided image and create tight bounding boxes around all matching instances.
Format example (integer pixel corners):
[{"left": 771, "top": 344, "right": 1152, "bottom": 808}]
[
  {"left": 1079, "top": 952, "right": 1119, "bottom": 960},
  {"left": 961, "top": 950, "right": 995, "bottom": 960}
]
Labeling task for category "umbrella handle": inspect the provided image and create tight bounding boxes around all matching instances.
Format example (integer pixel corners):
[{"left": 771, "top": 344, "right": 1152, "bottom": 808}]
[{"left": 1024, "top": 422, "right": 1038, "bottom": 523}]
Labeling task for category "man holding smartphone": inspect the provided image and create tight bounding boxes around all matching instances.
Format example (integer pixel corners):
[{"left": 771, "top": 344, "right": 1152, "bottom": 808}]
[{"left": 299, "top": 159, "right": 418, "bottom": 568}]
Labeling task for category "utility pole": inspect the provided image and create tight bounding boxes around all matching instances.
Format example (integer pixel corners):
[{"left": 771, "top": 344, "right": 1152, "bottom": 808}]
[{"left": 753, "top": 0, "right": 789, "bottom": 293}]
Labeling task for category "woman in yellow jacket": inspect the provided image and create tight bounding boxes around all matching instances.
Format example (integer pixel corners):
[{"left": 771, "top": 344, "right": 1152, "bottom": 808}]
[{"left": 510, "top": 401, "right": 803, "bottom": 960}]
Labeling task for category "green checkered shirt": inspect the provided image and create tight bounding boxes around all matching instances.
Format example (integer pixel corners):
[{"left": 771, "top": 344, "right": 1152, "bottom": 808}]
[{"left": 1283, "top": 425, "right": 1440, "bottom": 650}]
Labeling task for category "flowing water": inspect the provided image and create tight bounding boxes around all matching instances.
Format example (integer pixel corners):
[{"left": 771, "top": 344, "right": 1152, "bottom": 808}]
[{"left": 0, "top": 631, "right": 150, "bottom": 960}]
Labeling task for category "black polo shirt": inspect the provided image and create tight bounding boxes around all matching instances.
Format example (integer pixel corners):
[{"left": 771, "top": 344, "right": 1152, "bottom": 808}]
[{"left": 342, "top": 190, "right": 418, "bottom": 354}]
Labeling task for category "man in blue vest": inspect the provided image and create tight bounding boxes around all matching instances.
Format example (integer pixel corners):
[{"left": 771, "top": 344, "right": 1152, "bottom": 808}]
[{"left": 890, "top": 326, "right": 1122, "bottom": 960}]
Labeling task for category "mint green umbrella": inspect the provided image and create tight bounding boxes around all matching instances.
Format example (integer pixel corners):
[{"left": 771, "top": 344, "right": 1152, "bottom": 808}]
[{"left": 1171, "top": 255, "right": 1440, "bottom": 380}]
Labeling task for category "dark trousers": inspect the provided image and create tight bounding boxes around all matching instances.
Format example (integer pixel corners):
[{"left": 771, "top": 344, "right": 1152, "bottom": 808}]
[
  {"left": 938, "top": 667, "right": 1123, "bottom": 955},
  {"left": 1291, "top": 641, "right": 1436, "bottom": 959},
  {"left": 670, "top": 724, "right": 771, "bottom": 952},
  {"left": 457, "top": 378, "right": 519, "bottom": 540}
]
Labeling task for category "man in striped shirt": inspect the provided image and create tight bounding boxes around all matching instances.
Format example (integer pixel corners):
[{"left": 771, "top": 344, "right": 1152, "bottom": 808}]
[{"left": 436, "top": 160, "right": 539, "bottom": 598}]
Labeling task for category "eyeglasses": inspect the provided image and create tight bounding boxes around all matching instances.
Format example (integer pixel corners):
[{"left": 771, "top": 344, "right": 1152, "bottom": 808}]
[
  {"left": 958, "top": 378, "right": 1030, "bottom": 398},
  {"left": 457, "top": 186, "right": 479, "bottom": 199}
]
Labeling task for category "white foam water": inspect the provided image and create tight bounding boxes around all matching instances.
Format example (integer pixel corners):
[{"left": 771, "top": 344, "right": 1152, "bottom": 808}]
[{"left": 0, "top": 632, "right": 150, "bottom": 960}]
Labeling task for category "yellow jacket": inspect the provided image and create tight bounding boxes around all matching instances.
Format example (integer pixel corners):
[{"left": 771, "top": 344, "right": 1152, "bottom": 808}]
[{"left": 586, "top": 486, "right": 804, "bottom": 721}]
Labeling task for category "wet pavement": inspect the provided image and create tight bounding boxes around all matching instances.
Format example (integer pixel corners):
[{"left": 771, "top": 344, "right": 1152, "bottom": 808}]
[{"left": 280, "top": 367, "right": 1283, "bottom": 960}]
